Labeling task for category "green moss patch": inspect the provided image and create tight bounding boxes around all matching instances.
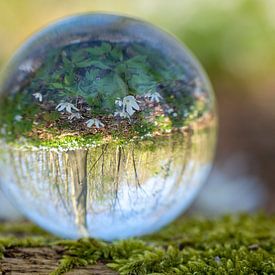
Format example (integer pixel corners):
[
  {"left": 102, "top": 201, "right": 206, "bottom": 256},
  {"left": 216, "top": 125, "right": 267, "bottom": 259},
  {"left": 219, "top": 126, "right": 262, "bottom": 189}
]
[{"left": 1, "top": 214, "right": 274, "bottom": 274}]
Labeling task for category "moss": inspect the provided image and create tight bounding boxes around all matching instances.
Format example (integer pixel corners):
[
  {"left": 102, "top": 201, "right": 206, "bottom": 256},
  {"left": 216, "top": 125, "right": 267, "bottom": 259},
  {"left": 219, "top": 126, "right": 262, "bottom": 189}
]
[
  {"left": 6, "top": 127, "right": 188, "bottom": 151},
  {"left": 28, "top": 133, "right": 106, "bottom": 149},
  {"left": 0, "top": 214, "right": 275, "bottom": 274}
]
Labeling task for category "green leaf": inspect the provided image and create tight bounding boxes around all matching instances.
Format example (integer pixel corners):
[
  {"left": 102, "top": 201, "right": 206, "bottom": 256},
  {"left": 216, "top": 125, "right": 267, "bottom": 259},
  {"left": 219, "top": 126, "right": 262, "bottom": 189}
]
[
  {"left": 62, "top": 54, "right": 72, "bottom": 69},
  {"left": 85, "top": 69, "right": 100, "bottom": 82},
  {"left": 49, "top": 83, "right": 64, "bottom": 89},
  {"left": 75, "top": 59, "right": 96, "bottom": 68},
  {"left": 95, "top": 74, "right": 117, "bottom": 95},
  {"left": 125, "top": 55, "right": 147, "bottom": 69},
  {"left": 101, "top": 42, "right": 112, "bottom": 52},
  {"left": 115, "top": 63, "right": 127, "bottom": 75},
  {"left": 76, "top": 59, "right": 111, "bottom": 69},
  {"left": 128, "top": 74, "right": 157, "bottom": 95},
  {"left": 86, "top": 42, "right": 112, "bottom": 56},
  {"left": 64, "top": 74, "right": 74, "bottom": 86},
  {"left": 88, "top": 60, "right": 111, "bottom": 70},
  {"left": 71, "top": 50, "right": 86, "bottom": 63},
  {"left": 113, "top": 74, "right": 128, "bottom": 96},
  {"left": 110, "top": 47, "right": 123, "bottom": 61}
]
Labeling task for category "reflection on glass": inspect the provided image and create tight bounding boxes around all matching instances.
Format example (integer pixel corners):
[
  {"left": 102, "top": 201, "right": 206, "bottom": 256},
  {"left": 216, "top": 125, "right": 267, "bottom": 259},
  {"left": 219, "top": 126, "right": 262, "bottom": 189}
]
[
  {"left": 0, "top": 14, "right": 216, "bottom": 239},
  {"left": 0, "top": 131, "right": 215, "bottom": 239}
]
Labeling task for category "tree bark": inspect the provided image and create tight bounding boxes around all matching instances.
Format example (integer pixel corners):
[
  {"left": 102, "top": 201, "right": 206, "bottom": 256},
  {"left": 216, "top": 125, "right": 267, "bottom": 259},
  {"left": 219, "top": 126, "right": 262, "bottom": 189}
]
[
  {"left": 0, "top": 246, "right": 117, "bottom": 275},
  {"left": 67, "top": 150, "right": 89, "bottom": 237}
]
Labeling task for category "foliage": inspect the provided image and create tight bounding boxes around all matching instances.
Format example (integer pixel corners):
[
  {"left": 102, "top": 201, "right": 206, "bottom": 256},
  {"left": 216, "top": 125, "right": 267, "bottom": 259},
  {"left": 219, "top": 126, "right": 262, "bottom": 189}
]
[
  {"left": 0, "top": 40, "right": 211, "bottom": 148},
  {"left": 0, "top": 93, "right": 38, "bottom": 142},
  {"left": 0, "top": 214, "right": 274, "bottom": 274},
  {"left": 24, "top": 41, "right": 185, "bottom": 115}
]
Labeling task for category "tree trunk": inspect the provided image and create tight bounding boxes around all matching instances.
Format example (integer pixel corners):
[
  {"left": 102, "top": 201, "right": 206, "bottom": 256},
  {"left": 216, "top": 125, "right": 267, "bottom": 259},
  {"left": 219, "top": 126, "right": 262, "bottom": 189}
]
[{"left": 67, "top": 150, "right": 89, "bottom": 237}]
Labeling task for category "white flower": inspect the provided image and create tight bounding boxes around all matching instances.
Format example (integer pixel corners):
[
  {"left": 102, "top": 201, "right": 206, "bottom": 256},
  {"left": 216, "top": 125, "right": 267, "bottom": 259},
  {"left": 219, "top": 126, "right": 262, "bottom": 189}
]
[
  {"left": 85, "top": 118, "right": 104, "bottom": 128},
  {"left": 114, "top": 111, "right": 130, "bottom": 119},
  {"left": 122, "top": 95, "right": 140, "bottom": 116},
  {"left": 68, "top": 112, "right": 82, "bottom": 120},
  {"left": 145, "top": 91, "right": 162, "bottom": 103},
  {"left": 32, "top": 92, "right": 43, "bottom": 102},
  {"left": 115, "top": 98, "right": 123, "bottom": 107},
  {"left": 114, "top": 96, "right": 140, "bottom": 119},
  {"left": 14, "top": 115, "right": 22, "bottom": 122},
  {"left": 167, "top": 107, "right": 174, "bottom": 114},
  {"left": 56, "top": 102, "right": 79, "bottom": 113}
]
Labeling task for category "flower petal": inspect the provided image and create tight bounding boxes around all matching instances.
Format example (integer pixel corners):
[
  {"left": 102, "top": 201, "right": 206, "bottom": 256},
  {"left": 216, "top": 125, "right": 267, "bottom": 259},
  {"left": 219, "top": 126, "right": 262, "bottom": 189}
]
[
  {"left": 131, "top": 100, "right": 140, "bottom": 111},
  {"left": 126, "top": 105, "right": 135, "bottom": 116},
  {"left": 72, "top": 105, "right": 79, "bottom": 111}
]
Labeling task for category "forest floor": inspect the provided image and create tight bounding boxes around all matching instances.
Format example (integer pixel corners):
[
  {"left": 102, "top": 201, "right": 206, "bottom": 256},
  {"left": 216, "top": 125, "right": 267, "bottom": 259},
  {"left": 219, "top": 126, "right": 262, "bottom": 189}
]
[{"left": 0, "top": 214, "right": 274, "bottom": 274}]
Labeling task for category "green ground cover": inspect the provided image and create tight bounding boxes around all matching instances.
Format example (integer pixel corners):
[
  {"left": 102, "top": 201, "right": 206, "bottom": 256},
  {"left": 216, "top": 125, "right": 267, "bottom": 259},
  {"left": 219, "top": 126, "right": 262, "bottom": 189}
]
[{"left": 0, "top": 214, "right": 274, "bottom": 274}]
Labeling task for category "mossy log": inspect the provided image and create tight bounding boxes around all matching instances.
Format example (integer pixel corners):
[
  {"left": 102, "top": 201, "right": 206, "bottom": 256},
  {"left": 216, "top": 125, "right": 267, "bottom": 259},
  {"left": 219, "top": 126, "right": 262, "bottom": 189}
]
[{"left": 0, "top": 214, "right": 274, "bottom": 274}]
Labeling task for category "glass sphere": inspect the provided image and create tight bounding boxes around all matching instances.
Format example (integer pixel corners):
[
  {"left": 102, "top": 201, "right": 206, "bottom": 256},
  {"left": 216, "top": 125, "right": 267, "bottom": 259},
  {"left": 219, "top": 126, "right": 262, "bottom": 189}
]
[{"left": 0, "top": 14, "right": 216, "bottom": 240}]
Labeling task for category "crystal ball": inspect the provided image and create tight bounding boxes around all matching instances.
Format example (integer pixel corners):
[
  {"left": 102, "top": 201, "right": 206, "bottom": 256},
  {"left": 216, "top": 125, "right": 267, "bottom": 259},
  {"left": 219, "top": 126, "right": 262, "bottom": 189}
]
[{"left": 0, "top": 14, "right": 216, "bottom": 240}]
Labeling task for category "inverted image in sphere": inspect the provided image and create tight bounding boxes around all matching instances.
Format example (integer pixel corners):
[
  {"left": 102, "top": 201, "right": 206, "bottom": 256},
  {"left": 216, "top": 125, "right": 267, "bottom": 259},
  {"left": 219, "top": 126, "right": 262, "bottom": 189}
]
[{"left": 0, "top": 13, "right": 217, "bottom": 240}]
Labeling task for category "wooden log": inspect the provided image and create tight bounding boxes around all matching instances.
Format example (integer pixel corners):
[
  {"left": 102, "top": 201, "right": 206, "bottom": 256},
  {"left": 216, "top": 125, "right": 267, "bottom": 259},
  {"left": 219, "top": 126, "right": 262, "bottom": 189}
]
[{"left": 0, "top": 246, "right": 116, "bottom": 274}]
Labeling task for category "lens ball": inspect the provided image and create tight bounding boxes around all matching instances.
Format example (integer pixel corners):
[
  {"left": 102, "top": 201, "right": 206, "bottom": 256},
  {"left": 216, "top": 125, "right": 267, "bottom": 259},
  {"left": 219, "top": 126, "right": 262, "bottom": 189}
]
[{"left": 0, "top": 14, "right": 217, "bottom": 240}]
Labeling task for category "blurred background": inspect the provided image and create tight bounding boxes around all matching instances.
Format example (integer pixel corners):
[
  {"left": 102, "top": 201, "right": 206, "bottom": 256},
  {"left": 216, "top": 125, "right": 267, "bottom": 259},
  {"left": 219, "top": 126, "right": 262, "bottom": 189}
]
[{"left": 0, "top": 0, "right": 274, "bottom": 219}]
